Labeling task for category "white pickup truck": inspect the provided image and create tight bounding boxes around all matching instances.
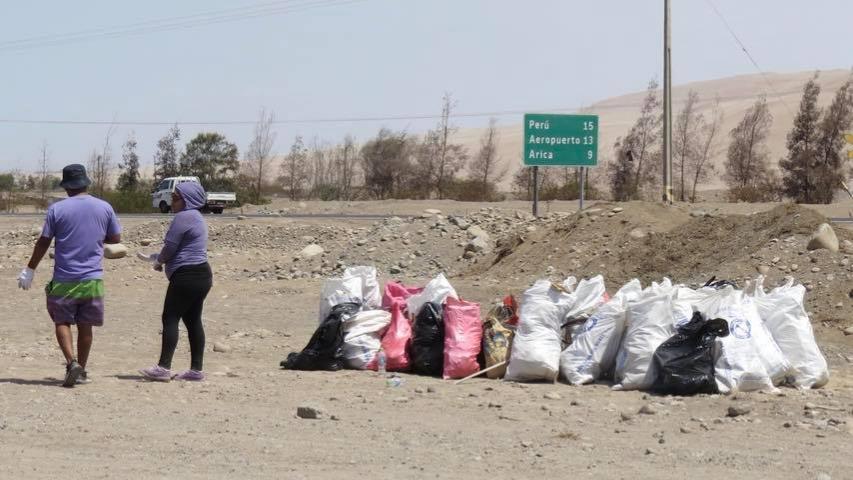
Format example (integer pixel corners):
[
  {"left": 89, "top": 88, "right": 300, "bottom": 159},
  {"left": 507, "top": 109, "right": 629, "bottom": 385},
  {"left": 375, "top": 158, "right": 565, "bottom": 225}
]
[{"left": 151, "top": 176, "right": 236, "bottom": 214}]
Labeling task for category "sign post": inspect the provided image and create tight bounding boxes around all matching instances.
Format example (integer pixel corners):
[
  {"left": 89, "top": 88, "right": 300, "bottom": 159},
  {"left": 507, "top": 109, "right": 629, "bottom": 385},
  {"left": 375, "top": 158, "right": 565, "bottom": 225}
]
[{"left": 524, "top": 113, "right": 599, "bottom": 216}]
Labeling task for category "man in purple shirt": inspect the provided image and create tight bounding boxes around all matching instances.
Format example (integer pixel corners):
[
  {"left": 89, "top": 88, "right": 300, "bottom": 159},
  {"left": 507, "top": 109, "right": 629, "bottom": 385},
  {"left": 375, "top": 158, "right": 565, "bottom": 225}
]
[
  {"left": 140, "top": 181, "right": 212, "bottom": 382},
  {"left": 18, "top": 164, "right": 121, "bottom": 387}
]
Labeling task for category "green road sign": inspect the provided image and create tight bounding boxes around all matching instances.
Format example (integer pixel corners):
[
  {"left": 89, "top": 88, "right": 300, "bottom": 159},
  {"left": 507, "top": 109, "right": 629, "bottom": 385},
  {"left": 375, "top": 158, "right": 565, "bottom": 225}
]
[{"left": 524, "top": 113, "right": 598, "bottom": 166}]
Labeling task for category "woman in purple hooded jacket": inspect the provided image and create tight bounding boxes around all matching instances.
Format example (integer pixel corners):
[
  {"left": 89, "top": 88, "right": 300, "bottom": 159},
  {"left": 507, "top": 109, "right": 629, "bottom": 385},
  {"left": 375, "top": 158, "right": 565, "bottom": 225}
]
[{"left": 140, "top": 181, "right": 212, "bottom": 381}]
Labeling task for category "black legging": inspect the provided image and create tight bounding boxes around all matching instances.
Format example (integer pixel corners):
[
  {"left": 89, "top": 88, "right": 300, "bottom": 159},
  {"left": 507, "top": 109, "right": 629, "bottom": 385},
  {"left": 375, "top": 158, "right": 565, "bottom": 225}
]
[{"left": 158, "top": 263, "right": 212, "bottom": 371}]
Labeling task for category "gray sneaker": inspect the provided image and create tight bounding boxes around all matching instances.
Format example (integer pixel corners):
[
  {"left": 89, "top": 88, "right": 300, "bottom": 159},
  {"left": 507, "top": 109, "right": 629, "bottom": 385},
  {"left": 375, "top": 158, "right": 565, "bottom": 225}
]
[
  {"left": 76, "top": 371, "right": 92, "bottom": 385},
  {"left": 63, "top": 361, "right": 84, "bottom": 388}
]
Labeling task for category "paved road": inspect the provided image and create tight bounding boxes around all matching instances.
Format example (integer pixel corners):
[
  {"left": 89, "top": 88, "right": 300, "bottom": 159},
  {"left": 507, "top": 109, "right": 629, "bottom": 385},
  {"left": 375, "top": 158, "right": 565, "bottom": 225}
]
[{"left": 0, "top": 212, "right": 400, "bottom": 220}]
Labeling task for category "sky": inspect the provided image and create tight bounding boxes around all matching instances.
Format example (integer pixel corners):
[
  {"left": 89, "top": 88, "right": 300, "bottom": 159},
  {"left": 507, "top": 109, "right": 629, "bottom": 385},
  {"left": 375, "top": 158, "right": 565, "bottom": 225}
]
[{"left": 0, "top": 0, "right": 850, "bottom": 174}]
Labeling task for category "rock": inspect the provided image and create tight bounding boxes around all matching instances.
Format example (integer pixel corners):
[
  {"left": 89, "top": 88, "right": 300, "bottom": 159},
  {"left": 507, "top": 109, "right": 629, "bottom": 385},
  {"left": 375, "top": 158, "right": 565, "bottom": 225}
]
[
  {"left": 449, "top": 216, "right": 470, "bottom": 230},
  {"left": 727, "top": 405, "right": 752, "bottom": 417},
  {"left": 427, "top": 386, "right": 436, "bottom": 393},
  {"left": 103, "top": 243, "right": 128, "bottom": 259},
  {"left": 298, "top": 202, "right": 307, "bottom": 208},
  {"left": 300, "top": 244, "right": 324, "bottom": 258},
  {"left": 679, "top": 426, "right": 692, "bottom": 434},
  {"left": 389, "top": 265, "right": 403, "bottom": 275},
  {"left": 843, "top": 326, "right": 853, "bottom": 336},
  {"left": 841, "top": 240, "right": 853, "bottom": 254},
  {"left": 757, "top": 265, "right": 770, "bottom": 275},
  {"left": 638, "top": 404, "right": 658, "bottom": 415},
  {"left": 393, "top": 397, "right": 409, "bottom": 403},
  {"left": 807, "top": 223, "right": 839, "bottom": 252},
  {"left": 424, "top": 208, "right": 442, "bottom": 215},
  {"left": 645, "top": 448, "right": 657, "bottom": 455},
  {"left": 771, "top": 256, "right": 780, "bottom": 264},
  {"left": 629, "top": 228, "right": 646, "bottom": 239},
  {"left": 140, "top": 239, "right": 153, "bottom": 246},
  {"left": 543, "top": 392, "right": 562, "bottom": 400},
  {"left": 791, "top": 264, "right": 799, "bottom": 272},
  {"left": 48, "top": 250, "right": 55, "bottom": 259},
  {"left": 811, "top": 267, "right": 821, "bottom": 273},
  {"left": 462, "top": 251, "right": 476, "bottom": 260},
  {"left": 612, "top": 207, "right": 623, "bottom": 213},
  {"left": 237, "top": 215, "right": 247, "bottom": 221},
  {"left": 213, "top": 342, "right": 231, "bottom": 353},
  {"left": 816, "top": 473, "right": 831, "bottom": 480},
  {"left": 467, "top": 226, "right": 489, "bottom": 240},
  {"left": 620, "top": 411, "right": 635, "bottom": 421},
  {"left": 689, "top": 210, "right": 707, "bottom": 218},
  {"left": 465, "top": 236, "right": 490, "bottom": 253},
  {"left": 520, "top": 440, "right": 532, "bottom": 448},
  {"left": 356, "top": 239, "right": 368, "bottom": 246},
  {"left": 296, "top": 406, "right": 321, "bottom": 419}
]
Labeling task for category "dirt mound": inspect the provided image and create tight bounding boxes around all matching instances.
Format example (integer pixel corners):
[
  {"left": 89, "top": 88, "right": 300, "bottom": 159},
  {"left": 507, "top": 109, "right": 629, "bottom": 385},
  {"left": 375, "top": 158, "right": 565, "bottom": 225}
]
[
  {"left": 475, "top": 203, "right": 852, "bottom": 330},
  {"left": 618, "top": 203, "right": 828, "bottom": 283}
]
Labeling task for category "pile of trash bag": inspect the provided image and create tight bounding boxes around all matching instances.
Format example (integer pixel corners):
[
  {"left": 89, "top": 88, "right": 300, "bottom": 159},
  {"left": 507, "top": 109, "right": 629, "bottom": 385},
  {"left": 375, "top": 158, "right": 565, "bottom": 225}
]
[{"left": 286, "top": 267, "right": 829, "bottom": 394}]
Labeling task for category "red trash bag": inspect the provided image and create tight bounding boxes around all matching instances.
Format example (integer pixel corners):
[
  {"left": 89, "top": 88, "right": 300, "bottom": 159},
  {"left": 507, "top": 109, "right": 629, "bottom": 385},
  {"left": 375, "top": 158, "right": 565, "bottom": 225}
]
[
  {"left": 382, "top": 281, "right": 423, "bottom": 310},
  {"left": 368, "top": 301, "right": 412, "bottom": 371},
  {"left": 442, "top": 297, "right": 483, "bottom": 379}
]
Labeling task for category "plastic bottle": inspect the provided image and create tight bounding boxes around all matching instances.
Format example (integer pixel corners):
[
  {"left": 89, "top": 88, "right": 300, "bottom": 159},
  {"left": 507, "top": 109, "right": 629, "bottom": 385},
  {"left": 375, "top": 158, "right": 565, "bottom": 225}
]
[{"left": 377, "top": 347, "right": 387, "bottom": 375}]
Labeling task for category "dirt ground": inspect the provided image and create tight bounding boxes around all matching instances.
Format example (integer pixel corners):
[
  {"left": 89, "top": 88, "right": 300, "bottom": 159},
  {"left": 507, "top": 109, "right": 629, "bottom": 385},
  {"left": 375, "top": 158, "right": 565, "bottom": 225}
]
[{"left": 1, "top": 200, "right": 852, "bottom": 479}]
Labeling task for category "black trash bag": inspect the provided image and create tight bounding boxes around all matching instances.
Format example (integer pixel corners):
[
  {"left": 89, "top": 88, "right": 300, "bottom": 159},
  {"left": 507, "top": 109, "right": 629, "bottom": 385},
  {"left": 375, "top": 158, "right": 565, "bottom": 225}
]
[
  {"left": 703, "top": 276, "right": 738, "bottom": 290},
  {"left": 650, "top": 312, "right": 730, "bottom": 396},
  {"left": 411, "top": 301, "right": 445, "bottom": 376},
  {"left": 280, "top": 302, "right": 360, "bottom": 371}
]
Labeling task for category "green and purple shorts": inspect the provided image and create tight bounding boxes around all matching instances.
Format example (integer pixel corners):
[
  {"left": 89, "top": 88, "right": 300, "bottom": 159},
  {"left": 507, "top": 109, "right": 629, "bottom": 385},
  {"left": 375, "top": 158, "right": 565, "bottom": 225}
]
[{"left": 45, "top": 279, "right": 105, "bottom": 326}]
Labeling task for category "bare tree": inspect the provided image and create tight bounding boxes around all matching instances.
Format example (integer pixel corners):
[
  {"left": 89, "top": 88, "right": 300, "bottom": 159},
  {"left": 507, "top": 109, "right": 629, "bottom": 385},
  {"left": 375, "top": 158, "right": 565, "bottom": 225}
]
[
  {"left": 334, "top": 135, "right": 359, "bottom": 200},
  {"left": 688, "top": 98, "right": 723, "bottom": 202},
  {"left": 38, "top": 141, "right": 50, "bottom": 204},
  {"left": 609, "top": 79, "right": 662, "bottom": 200},
  {"left": 418, "top": 93, "right": 467, "bottom": 199},
  {"left": 724, "top": 95, "right": 773, "bottom": 199},
  {"left": 673, "top": 90, "right": 702, "bottom": 201},
  {"left": 279, "top": 136, "right": 310, "bottom": 200},
  {"left": 88, "top": 125, "right": 116, "bottom": 196},
  {"left": 244, "top": 108, "right": 276, "bottom": 204},
  {"left": 468, "top": 118, "right": 506, "bottom": 200}
]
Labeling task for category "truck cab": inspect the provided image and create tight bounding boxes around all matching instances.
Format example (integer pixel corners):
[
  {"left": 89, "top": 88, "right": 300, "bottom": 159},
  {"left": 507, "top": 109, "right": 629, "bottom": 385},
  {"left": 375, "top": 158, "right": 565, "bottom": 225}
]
[{"left": 152, "top": 176, "right": 236, "bottom": 214}]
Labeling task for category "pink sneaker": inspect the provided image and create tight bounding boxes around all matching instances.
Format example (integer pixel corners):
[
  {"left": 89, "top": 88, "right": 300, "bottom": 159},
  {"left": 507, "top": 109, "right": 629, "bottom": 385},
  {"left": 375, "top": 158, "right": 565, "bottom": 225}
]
[
  {"left": 174, "top": 369, "right": 205, "bottom": 381},
  {"left": 139, "top": 365, "right": 173, "bottom": 382}
]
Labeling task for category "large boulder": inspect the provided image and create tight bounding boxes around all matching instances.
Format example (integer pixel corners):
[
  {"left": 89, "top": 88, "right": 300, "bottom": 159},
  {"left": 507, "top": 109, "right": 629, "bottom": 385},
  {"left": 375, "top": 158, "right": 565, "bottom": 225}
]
[
  {"left": 104, "top": 243, "right": 128, "bottom": 259},
  {"left": 807, "top": 223, "right": 839, "bottom": 252}
]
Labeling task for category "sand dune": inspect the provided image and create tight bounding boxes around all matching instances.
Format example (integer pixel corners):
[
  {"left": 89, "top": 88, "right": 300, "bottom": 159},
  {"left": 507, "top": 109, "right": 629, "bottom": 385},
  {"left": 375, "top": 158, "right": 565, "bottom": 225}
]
[{"left": 454, "top": 69, "right": 852, "bottom": 192}]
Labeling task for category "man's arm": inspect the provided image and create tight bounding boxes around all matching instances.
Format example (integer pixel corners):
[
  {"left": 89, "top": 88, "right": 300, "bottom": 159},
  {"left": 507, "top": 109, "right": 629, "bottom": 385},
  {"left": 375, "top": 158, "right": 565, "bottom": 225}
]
[
  {"left": 105, "top": 234, "right": 121, "bottom": 244},
  {"left": 27, "top": 236, "right": 52, "bottom": 270}
]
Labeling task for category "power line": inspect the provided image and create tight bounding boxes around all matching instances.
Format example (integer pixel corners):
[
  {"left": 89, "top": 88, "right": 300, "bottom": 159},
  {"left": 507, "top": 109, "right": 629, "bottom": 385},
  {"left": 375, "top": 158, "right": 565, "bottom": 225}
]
[
  {"left": 0, "top": 0, "right": 364, "bottom": 53},
  {"left": 703, "top": 0, "right": 794, "bottom": 116},
  {"left": 0, "top": 88, "right": 805, "bottom": 127}
]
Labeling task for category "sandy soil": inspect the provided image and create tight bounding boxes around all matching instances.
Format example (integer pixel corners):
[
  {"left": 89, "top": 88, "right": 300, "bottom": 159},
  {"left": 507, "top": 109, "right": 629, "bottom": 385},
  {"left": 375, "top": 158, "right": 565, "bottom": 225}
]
[{"left": 1, "top": 200, "right": 852, "bottom": 479}]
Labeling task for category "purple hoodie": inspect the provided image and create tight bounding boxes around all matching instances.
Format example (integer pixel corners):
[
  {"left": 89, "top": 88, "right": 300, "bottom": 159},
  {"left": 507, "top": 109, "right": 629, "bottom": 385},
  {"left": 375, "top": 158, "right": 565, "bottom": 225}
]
[{"left": 158, "top": 182, "right": 209, "bottom": 278}]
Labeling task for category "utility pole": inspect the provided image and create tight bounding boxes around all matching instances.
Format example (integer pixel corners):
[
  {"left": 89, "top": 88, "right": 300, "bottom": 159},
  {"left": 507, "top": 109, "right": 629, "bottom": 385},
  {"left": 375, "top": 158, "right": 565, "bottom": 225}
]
[{"left": 662, "top": 0, "right": 673, "bottom": 204}]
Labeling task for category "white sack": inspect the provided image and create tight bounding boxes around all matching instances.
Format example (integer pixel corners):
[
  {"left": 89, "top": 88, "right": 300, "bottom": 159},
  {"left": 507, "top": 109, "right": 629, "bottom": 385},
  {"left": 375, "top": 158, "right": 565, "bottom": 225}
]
[
  {"left": 318, "top": 275, "right": 363, "bottom": 322},
  {"left": 343, "top": 266, "right": 382, "bottom": 311},
  {"left": 751, "top": 276, "right": 828, "bottom": 389},
  {"left": 505, "top": 278, "right": 578, "bottom": 382},
  {"left": 612, "top": 286, "right": 676, "bottom": 391},
  {"left": 341, "top": 310, "right": 392, "bottom": 369},
  {"left": 406, "top": 273, "right": 458, "bottom": 316},
  {"left": 695, "top": 287, "right": 790, "bottom": 393},
  {"left": 560, "top": 279, "right": 643, "bottom": 385}
]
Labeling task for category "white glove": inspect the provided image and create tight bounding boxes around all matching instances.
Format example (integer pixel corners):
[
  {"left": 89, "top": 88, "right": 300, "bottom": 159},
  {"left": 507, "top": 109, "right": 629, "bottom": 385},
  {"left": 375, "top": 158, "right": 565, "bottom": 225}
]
[
  {"left": 136, "top": 251, "right": 159, "bottom": 263},
  {"left": 17, "top": 267, "right": 34, "bottom": 290}
]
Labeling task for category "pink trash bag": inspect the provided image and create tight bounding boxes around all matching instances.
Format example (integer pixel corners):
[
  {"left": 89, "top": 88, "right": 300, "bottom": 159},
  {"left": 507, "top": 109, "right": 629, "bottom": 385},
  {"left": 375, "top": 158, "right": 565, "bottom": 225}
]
[
  {"left": 367, "top": 301, "right": 412, "bottom": 371},
  {"left": 382, "top": 281, "right": 423, "bottom": 310},
  {"left": 443, "top": 297, "right": 483, "bottom": 379}
]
